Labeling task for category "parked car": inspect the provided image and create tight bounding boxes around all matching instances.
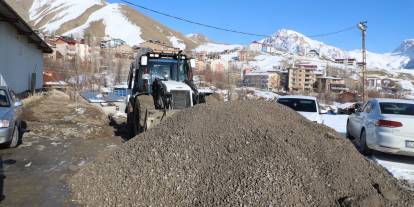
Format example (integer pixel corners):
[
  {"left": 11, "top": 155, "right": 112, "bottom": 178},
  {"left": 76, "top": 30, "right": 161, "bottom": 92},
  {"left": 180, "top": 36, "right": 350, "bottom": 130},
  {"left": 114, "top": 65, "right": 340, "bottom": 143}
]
[
  {"left": 0, "top": 86, "right": 23, "bottom": 148},
  {"left": 346, "top": 98, "right": 414, "bottom": 156},
  {"left": 277, "top": 95, "right": 324, "bottom": 124},
  {"left": 337, "top": 102, "right": 362, "bottom": 115}
]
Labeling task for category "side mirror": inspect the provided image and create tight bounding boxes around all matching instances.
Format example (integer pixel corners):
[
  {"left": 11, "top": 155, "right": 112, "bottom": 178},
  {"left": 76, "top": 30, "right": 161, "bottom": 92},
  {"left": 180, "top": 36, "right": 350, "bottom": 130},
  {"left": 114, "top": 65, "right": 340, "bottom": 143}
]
[
  {"left": 14, "top": 101, "right": 22, "bottom": 107},
  {"left": 140, "top": 56, "right": 148, "bottom": 66}
]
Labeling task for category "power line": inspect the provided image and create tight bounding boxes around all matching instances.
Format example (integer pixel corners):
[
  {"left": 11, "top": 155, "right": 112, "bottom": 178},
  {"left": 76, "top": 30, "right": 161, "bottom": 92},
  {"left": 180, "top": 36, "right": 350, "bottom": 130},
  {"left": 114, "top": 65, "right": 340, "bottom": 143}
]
[
  {"left": 120, "top": 0, "right": 268, "bottom": 37},
  {"left": 307, "top": 25, "right": 357, "bottom": 38},
  {"left": 120, "top": 0, "right": 357, "bottom": 40}
]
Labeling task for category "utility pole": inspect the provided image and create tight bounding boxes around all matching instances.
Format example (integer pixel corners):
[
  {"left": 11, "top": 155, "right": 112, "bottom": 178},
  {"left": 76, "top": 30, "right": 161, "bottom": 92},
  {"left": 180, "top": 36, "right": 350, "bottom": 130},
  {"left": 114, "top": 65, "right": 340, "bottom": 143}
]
[{"left": 358, "top": 21, "right": 367, "bottom": 102}]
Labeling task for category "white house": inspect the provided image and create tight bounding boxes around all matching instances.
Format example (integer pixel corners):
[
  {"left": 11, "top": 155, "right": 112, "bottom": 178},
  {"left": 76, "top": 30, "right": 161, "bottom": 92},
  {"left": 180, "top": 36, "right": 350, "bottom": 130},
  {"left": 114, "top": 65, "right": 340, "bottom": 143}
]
[
  {"left": 0, "top": 1, "right": 52, "bottom": 94},
  {"left": 249, "top": 41, "right": 262, "bottom": 52}
]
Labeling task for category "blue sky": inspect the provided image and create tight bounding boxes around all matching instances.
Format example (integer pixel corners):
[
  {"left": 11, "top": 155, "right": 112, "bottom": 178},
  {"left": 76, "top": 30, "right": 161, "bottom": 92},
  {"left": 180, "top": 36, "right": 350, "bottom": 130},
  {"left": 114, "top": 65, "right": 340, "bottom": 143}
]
[{"left": 108, "top": 0, "right": 413, "bottom": 53}]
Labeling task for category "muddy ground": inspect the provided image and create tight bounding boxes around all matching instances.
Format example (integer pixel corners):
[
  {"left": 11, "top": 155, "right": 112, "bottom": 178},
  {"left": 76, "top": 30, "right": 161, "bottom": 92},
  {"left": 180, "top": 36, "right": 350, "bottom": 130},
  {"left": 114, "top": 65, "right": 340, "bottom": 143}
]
[{"left": 0, "top": 91, "right": 123, "bottom": 207}]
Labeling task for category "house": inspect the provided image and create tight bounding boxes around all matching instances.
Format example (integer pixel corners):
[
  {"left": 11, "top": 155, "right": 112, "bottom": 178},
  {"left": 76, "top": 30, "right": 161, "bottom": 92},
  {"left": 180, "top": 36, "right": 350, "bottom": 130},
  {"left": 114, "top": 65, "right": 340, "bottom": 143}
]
[
  {"left": 367, "top": 76, "right": 383, "bottom": 90},
  {"left": 237, "top": 49, "right": 248, "bottom": 62},
  {"left": 315, "top": 76, "right": 349, "bottom": 94},
  {"left": 249, "top": 41, "right": 262, "bottom": 52},
  {"left": 101, "top": 38, "right": 126, "bottom": 49},
  {"left": 335, "top": 58, "right": 357, "bottom": 66},
  {"left": 51, "top": 36, "right": 90, "bottom": 61},
  {"left": 209, "top": 59, "right": 229, "bottom": 73},
  {"left": 0, "top": 1, "right": 52, "bottom": 94},
  {"left": 243, "top": 72, "right": 281, "bottom": 91},
  {"left": 288, "top": 64, "right": 318, "bottom": 92}
]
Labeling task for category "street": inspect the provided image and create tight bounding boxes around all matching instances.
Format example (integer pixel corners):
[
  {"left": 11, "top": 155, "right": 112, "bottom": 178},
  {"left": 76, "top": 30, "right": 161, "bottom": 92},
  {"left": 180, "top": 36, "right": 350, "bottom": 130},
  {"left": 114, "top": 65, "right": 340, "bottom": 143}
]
[{"left": 0, "top": 91, "right": 122, "bottom": 206}]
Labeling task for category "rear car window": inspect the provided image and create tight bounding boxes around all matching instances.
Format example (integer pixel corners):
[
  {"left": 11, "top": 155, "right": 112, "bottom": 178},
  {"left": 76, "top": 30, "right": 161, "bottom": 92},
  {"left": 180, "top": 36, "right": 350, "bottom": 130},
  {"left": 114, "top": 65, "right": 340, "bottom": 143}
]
[
  {"left": 277, "top": 98, "right": 317, "bottom": 112},
  {"left": 0, "top": 90, "right": 10, "bottom": 107},
  {"left": 379, "top": 102, "right": 414, "bottom": 115}
]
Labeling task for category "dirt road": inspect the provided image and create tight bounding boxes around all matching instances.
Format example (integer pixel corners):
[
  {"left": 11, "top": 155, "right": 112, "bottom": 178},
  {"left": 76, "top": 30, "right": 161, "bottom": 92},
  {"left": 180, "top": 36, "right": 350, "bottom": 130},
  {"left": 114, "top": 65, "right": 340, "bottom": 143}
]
[{"left": 0, "top": 91, "right": 122, "bottom": 207}]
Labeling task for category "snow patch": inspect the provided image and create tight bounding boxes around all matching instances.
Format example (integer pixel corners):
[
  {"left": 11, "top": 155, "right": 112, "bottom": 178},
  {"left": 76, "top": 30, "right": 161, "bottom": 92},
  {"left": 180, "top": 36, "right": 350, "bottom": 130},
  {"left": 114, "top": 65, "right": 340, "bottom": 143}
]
[
  {"left": 249, "top": 54, "right": 285, "bottom": 72},
  {"left": 63, "top": 4, "right": 144, "bottom": 46},
  {"left": 168, "top": 36, "right": 186, "bottom": 50},
  {"left": 194, "top": 43, "right": 242, "bottom": 53},
  {"left": 322, "top": 114, "right": 349, "bottom": 134},
  {"left": 30, "top": 0, "right": 104, "bottom": 32}
]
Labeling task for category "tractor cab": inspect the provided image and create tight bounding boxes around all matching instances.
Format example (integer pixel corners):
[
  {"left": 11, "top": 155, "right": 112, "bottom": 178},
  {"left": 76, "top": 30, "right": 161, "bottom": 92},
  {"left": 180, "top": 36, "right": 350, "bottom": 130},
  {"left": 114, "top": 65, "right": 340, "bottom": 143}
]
[{"left": 129, "top": 51, "right": 195, "bottom": 95}]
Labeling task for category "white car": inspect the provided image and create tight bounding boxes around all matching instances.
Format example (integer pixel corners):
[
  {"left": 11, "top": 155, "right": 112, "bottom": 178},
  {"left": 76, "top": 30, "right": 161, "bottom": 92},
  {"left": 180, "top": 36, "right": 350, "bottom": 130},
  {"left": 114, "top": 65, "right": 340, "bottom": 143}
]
[
  {"left": 346, "top": 98, "right": 414, "bottom": 156},
  {"left": 277, "top": 95, "right": 324, "bottom": 124}
]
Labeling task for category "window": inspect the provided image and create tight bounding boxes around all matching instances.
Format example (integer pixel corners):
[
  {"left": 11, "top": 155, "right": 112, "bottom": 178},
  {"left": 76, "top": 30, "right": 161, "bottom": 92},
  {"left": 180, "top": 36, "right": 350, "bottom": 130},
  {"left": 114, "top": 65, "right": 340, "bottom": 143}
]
[
  {"left": 362, "top": 102, "right": 373, "bottom": 113},
  {"left": 277, "top": 98, "right": 317, "bottom": 112},
  {"left": 0, "top": 90, "right": 10, "bottom": 107},
  {"left": 380, "top": 102, "right": 414, "bottom": 116}
]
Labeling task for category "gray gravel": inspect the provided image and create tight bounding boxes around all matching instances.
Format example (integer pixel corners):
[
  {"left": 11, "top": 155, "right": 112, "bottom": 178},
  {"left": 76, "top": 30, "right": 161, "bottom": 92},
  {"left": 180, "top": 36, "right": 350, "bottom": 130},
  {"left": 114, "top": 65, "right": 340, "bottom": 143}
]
[{"left": 70, "top": 100, "right": 414, "bottom": 207}]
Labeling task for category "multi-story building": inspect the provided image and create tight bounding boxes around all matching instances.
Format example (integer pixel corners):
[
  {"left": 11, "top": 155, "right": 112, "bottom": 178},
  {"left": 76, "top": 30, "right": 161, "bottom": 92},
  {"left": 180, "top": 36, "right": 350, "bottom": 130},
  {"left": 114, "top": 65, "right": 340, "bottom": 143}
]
[
  {"left": 243, "top": 72, "right": 281, "bottom": 90},
  {"left": 335, "top": 58, "right": 357, "bottom": 66},
  {"left": 315, "top": 76, "right": 349, "bottom": 94},
  {"left": 288, "top": 64, "right": 318, "bottom": 92}
]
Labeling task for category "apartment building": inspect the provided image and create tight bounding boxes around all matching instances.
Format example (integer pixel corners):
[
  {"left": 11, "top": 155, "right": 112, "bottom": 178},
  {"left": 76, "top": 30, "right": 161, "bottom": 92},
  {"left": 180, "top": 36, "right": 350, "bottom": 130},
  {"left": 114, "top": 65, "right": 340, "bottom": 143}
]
[
  {"left": 288, "top": 64, "right": 317, "bottom": 92},
  {"left": 315, "top": 76, "right": 349, "bottom": 94},
  {"left": 243, "top": 72, "right": 281, "bottom": 91}
]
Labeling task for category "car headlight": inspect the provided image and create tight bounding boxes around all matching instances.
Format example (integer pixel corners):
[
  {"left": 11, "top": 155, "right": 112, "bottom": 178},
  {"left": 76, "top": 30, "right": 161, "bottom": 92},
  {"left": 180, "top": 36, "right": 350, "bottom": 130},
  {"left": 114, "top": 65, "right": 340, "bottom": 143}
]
[{"left": 0, "top": 120, "right": 10, "bottom": 128}]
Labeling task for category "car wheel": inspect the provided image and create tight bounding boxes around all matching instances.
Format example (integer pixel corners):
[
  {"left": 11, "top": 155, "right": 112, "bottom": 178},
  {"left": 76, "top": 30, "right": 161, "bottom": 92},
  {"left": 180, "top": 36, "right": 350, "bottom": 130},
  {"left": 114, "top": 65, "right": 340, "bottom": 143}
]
[
  {"left": 346, "top": 121, "right": 353, "bottom": 140},
  {"left": 359, "top": 129, "right": 373, "bottom": 156},
  {"left": 8, "top": 126, "right": 19, "bottom": 148}
]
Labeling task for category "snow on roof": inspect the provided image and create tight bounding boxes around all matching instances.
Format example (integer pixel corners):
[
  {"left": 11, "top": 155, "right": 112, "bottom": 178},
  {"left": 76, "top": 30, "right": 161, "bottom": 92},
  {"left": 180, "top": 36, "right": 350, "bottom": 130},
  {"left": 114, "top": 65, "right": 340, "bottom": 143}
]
[
  {"left": 278, "top": 95, "right": 318, "bottom": 101},
  {"left": 319, "top": 76, "right": 343, "bottom": 80}
]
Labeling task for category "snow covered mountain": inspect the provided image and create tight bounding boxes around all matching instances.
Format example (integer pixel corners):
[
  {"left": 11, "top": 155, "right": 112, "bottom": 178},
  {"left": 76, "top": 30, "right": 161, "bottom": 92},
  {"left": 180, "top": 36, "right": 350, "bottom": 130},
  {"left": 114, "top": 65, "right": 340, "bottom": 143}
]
[
  {"left": 186, "top": 33, "right": 242, "bottom": 53},
  {"left": 394, "top": 39, "right": 414, "bottom": 68},
  {"left": 11, "top": 0, "right": 199, "bottom": 49},
  {"left": 261, "top": 29, "right": 414, "bottom": 70},
  {"left": 262, "top": 29, "right": 346, "bottom": 59}
]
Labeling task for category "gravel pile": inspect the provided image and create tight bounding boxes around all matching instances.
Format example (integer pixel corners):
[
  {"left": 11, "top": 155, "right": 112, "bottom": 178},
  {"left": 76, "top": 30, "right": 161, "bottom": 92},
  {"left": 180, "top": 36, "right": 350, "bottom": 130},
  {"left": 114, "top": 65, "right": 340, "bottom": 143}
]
[{"left": 71, "top": 100, "right": 414, "bottom": 207}]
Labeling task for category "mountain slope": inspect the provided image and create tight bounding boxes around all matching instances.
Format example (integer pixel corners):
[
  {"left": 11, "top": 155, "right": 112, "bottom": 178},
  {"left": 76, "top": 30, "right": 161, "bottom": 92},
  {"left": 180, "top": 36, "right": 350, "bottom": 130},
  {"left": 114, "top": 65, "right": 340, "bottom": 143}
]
[
  {"left": 394, "top": 39, "right": 414, "bottom": 68},
  {"left": 261, "top": 29, "right": 413, "bottom": 70},
  {"left": 17, "top": 0, "right": 196, "bottom": 49},
  {"left": 262, "top": 29, "right": 346, "bottom": 59}
]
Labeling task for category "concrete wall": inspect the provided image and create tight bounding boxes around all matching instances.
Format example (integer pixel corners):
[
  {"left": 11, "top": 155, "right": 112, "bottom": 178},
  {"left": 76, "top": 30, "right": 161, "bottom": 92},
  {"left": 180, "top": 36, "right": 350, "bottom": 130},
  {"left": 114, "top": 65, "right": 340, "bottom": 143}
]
[{"left": 0, "top": 22, "right": 43, "bottom": 93}]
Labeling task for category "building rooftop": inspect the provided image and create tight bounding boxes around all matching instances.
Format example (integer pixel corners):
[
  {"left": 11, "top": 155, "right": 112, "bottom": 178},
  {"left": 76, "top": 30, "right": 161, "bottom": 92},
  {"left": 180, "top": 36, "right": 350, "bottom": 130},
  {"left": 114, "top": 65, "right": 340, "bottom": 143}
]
[{"left": 0, "top": 1, "right": 52, "bottom": 53}]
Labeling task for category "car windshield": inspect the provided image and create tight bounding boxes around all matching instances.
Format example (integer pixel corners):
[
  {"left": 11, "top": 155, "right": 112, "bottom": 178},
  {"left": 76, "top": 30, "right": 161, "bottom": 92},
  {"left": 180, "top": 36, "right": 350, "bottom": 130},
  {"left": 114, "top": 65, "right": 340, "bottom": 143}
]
[
  {"left": 148, "top": 59, "right": 188, "bottom": 81},
  {"left": 277, "top": 98, "right": 317, "bottom": 112},
  {"left": 379, "top": 102, "right": 414, "bottom": 115},
  {"left": 0, "top": 90, "right": 10, "bottom": 107}
]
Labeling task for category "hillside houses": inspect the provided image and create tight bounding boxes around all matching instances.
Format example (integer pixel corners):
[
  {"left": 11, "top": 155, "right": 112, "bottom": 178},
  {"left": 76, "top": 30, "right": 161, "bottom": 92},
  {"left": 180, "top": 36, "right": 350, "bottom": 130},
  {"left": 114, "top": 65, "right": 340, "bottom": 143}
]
[
  {"left": 100, "top": 38, "right": 126, "bottom": 49},
  {"left": 45, "top": 36, "right": 90, "bottom": 62},
  {"left": 335, "top": 58, "right": 357, "bottom": 66}
]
